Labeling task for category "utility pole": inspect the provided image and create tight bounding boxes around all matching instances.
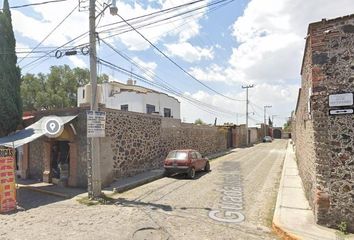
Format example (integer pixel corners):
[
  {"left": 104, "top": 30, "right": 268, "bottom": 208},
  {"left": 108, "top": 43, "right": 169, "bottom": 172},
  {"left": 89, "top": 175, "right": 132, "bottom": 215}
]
[
  {"left": 242, "top": 85, "right": 254, "bottom": 146},
  {"left": 88, "top": 0, "right": 101, "bottom": 198},
  {"left": 264, "top": 105, "right": 272, "bottom": 137}
]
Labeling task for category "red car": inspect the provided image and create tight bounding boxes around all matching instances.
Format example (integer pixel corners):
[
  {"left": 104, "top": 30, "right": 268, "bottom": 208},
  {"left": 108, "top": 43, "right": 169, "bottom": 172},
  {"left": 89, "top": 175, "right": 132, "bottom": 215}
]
[{"left": 164, "top": 149, "right": 210, "bottom": 179}]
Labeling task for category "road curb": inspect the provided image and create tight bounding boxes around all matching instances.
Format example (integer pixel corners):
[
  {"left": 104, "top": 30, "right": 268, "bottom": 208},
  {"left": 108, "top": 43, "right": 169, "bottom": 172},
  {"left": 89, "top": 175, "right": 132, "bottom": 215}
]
[
  {"left": 272, "top": 221, "right": 301, "bottom": 240},
  {"left": 113, "top": 172, "right": 165, "bottom": 193},
  {"left": 18, "top": 184, "right": 70, "bottom": 199}
]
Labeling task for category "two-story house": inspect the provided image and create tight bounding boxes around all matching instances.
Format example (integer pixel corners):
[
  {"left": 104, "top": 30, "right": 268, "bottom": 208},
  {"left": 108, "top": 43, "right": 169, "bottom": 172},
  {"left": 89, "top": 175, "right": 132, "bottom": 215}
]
[{"left": 77, "top": 79, "right": 181, "bottom": 119}]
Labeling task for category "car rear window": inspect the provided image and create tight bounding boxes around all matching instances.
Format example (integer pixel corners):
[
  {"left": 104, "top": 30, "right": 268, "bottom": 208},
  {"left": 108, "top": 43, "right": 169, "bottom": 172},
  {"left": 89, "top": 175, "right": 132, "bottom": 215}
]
[{"left": 167, "top": 151, "right": 188, "bottom": 160}]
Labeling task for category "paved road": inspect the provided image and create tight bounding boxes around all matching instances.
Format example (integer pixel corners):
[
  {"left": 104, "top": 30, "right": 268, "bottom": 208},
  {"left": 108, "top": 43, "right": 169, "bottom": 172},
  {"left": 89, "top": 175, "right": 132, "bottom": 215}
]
[{"left": 0, "top": 140, "right": 287, "bottom": 240}]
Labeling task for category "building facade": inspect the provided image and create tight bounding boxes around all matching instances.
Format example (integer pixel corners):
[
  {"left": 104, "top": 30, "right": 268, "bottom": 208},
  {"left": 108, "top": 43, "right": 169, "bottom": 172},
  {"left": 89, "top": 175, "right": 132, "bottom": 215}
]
[
  {"left": 294, "top": 15, "right": 354, "bottom": 232},
  {"left": 16, "top": 107, "right": 227, "bottom": 188},
  {"left": 77, "top": 80, "right": 180, "bottom": 119}
]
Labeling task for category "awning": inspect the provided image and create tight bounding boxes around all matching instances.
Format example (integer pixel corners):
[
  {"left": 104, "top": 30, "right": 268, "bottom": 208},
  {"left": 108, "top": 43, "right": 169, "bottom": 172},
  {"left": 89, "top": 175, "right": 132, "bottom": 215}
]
[{"left": 0, "top": 115, "right": 77, "bottom": 148}]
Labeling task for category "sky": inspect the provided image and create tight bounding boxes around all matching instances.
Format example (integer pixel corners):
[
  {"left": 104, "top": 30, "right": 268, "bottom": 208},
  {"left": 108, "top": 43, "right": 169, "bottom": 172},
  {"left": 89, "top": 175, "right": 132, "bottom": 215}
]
[{"left": 3, "top": 0, "right": 354, "bottom": 127}]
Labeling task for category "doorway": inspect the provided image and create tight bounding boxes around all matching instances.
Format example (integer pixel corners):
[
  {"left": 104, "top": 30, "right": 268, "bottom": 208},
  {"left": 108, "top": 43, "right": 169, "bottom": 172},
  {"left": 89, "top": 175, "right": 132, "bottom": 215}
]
[{"left": 51, "top": 141, "right": 70, "bottom": 185}]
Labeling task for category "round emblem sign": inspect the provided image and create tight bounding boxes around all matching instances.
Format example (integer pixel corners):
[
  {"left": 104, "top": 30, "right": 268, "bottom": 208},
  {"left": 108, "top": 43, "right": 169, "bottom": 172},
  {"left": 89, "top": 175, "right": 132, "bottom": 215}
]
[{"left": 42, "top": 116, "right": 64, "bottom": 138}]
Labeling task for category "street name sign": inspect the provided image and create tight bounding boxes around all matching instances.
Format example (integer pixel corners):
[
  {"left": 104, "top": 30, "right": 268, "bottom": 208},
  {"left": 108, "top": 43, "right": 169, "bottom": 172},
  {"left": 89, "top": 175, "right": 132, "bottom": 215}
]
[
  {"left": 329, "top": 93, "right": 353, "bottom": 107},
  {"left": 87, "top": 111, "right": 106, "bottom": 138},
  {"left": 329, "top": 109, "right": 354, "bottom": 115}
]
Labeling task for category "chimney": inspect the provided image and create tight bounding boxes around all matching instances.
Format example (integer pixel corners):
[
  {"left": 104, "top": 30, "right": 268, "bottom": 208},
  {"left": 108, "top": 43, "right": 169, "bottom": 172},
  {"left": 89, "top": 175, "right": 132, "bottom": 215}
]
[{"left": 127, "top": 79, "right": 133, "bottom": 85}]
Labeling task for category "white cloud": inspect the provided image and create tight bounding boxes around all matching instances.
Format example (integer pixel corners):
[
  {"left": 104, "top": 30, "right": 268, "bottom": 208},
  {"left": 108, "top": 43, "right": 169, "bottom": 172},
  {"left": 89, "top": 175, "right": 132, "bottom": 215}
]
[
  {"left": 68, "top": 56, "right": 87, "bottom": 68},
  {"left": 11, "top": 0, "right": 207, "bottom": 54},
  {"left": 165, "top": 42, "right": 214, "bottom": 63},
  {"left": 192, "top": 0, "right": 354, "bottom": 86},
  {"left": 131, "top": 56, "right": 157, "bottom": 80},
  {"left": 104, "top": 0, "right": 207, "bottom": 51},
  {"left": 180, "top": 83, "right": 298, "bottom": 126}
]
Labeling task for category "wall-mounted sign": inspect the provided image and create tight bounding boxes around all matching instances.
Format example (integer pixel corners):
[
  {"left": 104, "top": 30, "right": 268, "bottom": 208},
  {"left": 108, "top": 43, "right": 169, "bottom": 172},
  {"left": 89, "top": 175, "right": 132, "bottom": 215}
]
[
  {"left": 0, "top": 149, "right": 16, "bottom": 213},
  {"left": 329, "top": 93, "right": 353, "bottom": 107},
  {"left": 329, "top": 108, "right": 354, "bottom": 115},
  {"left": 87, "top": 111, "right": 106, "bottom": 138}
]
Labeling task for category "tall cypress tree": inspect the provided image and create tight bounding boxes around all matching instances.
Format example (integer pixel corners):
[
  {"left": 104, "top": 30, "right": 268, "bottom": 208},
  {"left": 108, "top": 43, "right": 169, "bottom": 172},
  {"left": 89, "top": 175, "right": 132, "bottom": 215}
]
[{"left": 0, "top": 0, "right": 22, "bottom": 137}]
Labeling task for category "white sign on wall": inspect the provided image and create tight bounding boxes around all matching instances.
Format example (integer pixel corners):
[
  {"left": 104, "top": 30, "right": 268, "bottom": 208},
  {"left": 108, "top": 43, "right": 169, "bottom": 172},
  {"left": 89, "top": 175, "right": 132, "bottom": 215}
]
[
  {"left": 329, "top": 109, "right": 354, "bottom": 115},
  {"left": 329, "top": 93, "right": 353, "bottom": 107},
  {"left": 87, "top": 111, "right": 106, "bottom": 138}
]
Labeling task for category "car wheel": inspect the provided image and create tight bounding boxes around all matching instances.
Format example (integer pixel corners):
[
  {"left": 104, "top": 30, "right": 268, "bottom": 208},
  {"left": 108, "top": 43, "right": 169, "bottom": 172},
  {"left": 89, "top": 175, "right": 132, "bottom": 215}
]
[
  {"left": 204, "top": 161, "right": 210, "bottom": 172},
  {"left": 187, "top": 167, "right": 196, "bottom": 179}
]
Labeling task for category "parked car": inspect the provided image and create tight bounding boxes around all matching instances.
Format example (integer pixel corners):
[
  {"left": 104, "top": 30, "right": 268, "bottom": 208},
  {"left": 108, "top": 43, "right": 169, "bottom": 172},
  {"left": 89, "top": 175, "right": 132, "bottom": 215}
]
[
  {"left": 263, "top": 136, "right": 273, "bottom": 142},
  {"left": 164, "top": 149, "right": 210, "bottom": 179}
]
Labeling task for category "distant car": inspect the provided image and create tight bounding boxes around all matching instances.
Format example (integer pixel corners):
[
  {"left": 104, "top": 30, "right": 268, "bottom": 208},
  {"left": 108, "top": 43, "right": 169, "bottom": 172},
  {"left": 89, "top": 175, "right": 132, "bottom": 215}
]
[
  {"left": 164, "top": 149, "right": 210, "bottom": 179},
  {"left": 263, "top": 136, "right": 273, "bottom": 142}
]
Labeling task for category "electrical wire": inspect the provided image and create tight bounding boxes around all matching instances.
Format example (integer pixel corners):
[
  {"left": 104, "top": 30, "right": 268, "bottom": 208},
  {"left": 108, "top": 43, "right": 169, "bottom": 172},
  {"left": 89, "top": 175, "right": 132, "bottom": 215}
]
[
  {"left": 116, "top": 13, "right": 243, "bottom": 102},
  {"left": 97, "top": 0, "right": 206, "bottom": 30},
  {"left": 99, "top": 0, "right": 231, "bottom": 38},
  {"left": 5, "top": 0, "right": 70, "bottom": 10},
  {"left": 98, "top": 58, "right": 238, "bottom": 118},
  {"left": 18, "top": 3, "right": 79, "bottom": 64},
  {"left": 100, "top": 39, "right": 241, "bottom": 116},
  {"left": 19, "top": 0, "right": 217, "bottom": 68}
]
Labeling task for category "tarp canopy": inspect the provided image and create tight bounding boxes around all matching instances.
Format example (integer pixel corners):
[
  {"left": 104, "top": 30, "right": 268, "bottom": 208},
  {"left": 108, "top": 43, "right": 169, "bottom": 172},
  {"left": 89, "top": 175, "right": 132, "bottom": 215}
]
[{"left": 0, "top": 115, "right": 77, "bottom": 148}]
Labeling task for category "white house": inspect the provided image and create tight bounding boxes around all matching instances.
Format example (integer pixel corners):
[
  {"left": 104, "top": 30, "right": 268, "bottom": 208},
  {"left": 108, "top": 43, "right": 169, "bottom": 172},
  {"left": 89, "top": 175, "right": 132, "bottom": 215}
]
[{"left": 77, "top": 80, "right": 181, "bottom": 119}]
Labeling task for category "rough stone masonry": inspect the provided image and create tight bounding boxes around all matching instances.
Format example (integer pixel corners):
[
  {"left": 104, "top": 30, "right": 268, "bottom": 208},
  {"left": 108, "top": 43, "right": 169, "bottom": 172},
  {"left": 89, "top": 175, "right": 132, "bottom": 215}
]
[{"left": 294, "top": 15, "right": 354, "bottom": 232}]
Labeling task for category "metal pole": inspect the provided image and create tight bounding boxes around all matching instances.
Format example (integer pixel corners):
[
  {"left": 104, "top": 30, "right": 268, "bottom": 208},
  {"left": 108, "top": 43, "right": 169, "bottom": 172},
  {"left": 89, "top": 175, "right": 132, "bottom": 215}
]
[
  {"left": 89, "top": 0, "right": 101, "bottom": 198},
  {"left": 242, "top": 85, "right": 254, "bottom": 146}
]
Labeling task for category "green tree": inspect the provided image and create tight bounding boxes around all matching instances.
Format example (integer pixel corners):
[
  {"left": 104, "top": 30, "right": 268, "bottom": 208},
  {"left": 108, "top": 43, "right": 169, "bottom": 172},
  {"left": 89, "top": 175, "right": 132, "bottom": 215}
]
[
  {"left": 0, "top": 0, "right": 22, "bottom": 136},
  {"left": 194, "top": 118, "right": 205, "bottom": 125},
  {"left": 21, "top": 65, "right": 109, "bottom": 111}
]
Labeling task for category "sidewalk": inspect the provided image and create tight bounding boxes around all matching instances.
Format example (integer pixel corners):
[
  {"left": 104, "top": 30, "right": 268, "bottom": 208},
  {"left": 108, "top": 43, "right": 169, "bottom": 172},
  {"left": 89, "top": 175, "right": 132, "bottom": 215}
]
[
  {"left": 18, "top": 149, "right": 234, "bottom": 199},
  {"left": 272, "top": 141, "right": 354, "bottom": 240},
  {"left": 105, "top": 168, "right": 165, "bottom": 193}
]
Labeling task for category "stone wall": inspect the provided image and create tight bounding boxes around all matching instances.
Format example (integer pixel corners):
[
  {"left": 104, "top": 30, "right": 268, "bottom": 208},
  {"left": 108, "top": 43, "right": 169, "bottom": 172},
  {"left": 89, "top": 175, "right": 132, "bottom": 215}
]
[
  {"left": 28, "top": 138, "right": 44, "bottom": 180},
  {"left": 24, "top": 107, "right": 228, "bottom": 188},
  {"left": 295, "top": 15, "right": 354, "bottom": 232},
  {"left": 105, "top": 109, "right": 162, "bottom": 179},
  {"left": 161, "top": 118, "right": 227, "bottom": 157},
  {"left": 104, "top": 109, "right": 228, "bottom": 180}
]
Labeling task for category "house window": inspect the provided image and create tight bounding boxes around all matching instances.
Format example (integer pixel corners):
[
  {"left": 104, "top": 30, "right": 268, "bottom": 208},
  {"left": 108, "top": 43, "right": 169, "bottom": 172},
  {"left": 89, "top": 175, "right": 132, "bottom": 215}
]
[
  {"left": 121, "top": 104, "right": 128, "bottom": 111},
  {"left": 82, "top": 89, "right": 85, "bottom": 99},
  {"left": 164, "top": 108, "right": 171, "bottom": 117},
  {"left": 146, "top": 104, "right": 155, "bottom": 114}
]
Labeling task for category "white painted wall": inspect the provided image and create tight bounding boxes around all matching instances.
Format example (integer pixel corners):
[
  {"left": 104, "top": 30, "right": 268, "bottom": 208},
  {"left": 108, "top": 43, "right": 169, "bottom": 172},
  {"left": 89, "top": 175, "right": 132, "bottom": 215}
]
[{"left": 77, "top": 83, "right": 181, "bottom": 119}]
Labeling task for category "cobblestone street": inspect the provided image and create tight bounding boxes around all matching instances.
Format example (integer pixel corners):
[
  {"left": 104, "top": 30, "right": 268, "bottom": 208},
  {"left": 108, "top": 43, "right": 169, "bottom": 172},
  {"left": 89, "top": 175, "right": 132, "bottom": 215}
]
[{"left": 0, "top": 140, "right": 287, "bottom": 240}]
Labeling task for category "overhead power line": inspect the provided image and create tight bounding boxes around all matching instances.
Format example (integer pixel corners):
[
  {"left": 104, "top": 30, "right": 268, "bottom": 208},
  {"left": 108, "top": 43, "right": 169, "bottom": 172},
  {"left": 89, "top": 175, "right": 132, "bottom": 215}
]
[
  {"left": 116, "top": 13, "right": 243, "bottom": 102},
  {"left": 99, "top": 0, "right": 233, "bottom": 41},
  {"left": 98, "top": 58, "right": 239, "bottom": 118},
  {"left": 18, "top": 3, "right": 79, "bottom": 64},
  {"left": 100, "top": 39, "right": 241, "bottom": 116},
  {"left": 19, "top": 0, "right": 226, "bottom": 70},
  {"left": 4, "top": 0, "right": 70, "bottom": 10}
]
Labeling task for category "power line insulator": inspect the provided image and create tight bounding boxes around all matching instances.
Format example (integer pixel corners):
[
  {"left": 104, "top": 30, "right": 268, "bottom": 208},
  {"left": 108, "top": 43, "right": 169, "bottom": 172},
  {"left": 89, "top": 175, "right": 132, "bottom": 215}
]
[
  {"left": 55, "top": 50, "right": 63, "bottom": 58},
  {"left": 81, "top": 46, "right": 90, "bottom": 55}
]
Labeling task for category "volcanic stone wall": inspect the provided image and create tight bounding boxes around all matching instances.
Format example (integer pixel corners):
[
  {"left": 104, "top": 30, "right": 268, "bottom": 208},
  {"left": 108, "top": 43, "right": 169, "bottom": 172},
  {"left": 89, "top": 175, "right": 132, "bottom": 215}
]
[
  {"left": 295, "top": 15, "right": 354, "bottom": 232},
  {"left": 104, "top": 109, "right": 227, "bottom": 180},
  {"left": 105, "top": 110, "right": 162, "bottom": 179}
]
